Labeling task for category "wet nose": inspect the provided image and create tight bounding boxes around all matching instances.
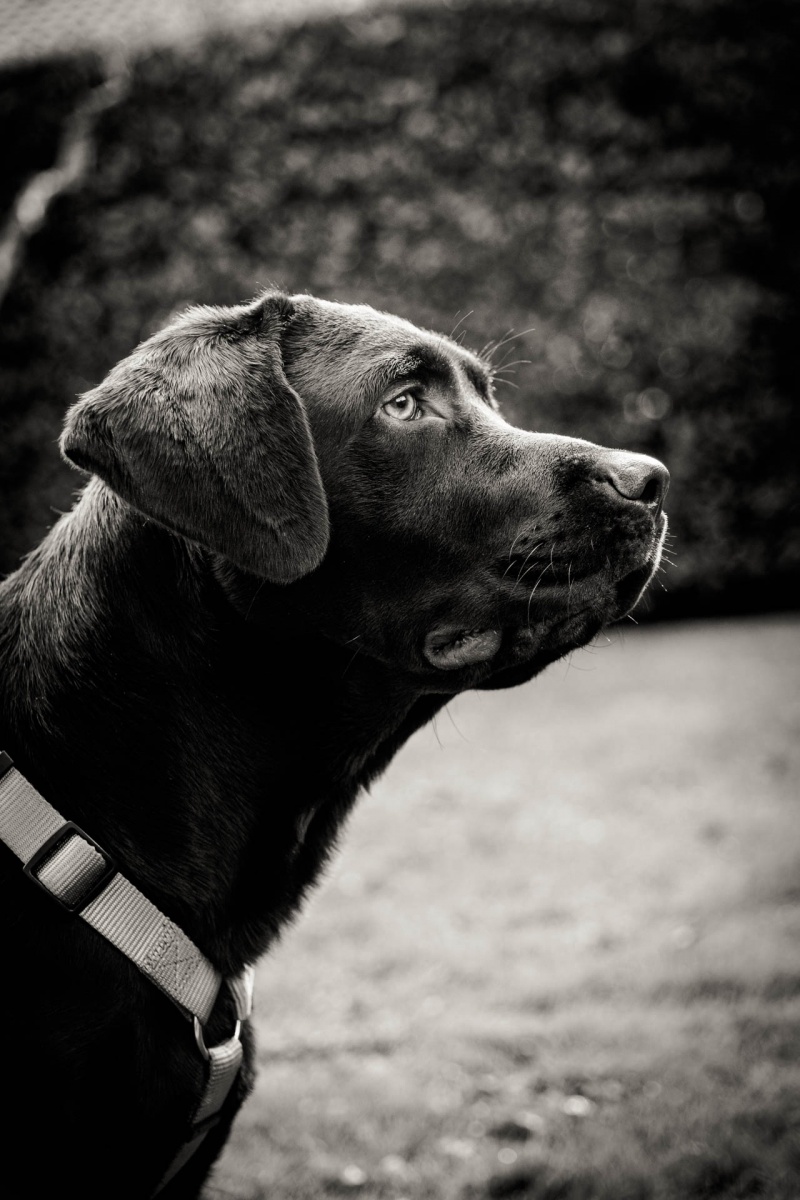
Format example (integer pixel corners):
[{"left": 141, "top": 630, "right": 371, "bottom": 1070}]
[{"left": 601, "top": 452, "right": 670, "bottom": 515}]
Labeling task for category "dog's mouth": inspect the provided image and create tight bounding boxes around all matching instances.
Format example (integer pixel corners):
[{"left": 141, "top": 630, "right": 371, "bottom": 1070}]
[{"left": 422, "top": 537, "right": 664, "bottom": 674}]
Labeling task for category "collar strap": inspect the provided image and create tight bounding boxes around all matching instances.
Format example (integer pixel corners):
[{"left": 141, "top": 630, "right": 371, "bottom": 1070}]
[
  {"left": 0, "top": 750, "right": 239, "bottom": 1026},
  {"left": 0, "top": 750, "right": 256, "bottom": 1192}
]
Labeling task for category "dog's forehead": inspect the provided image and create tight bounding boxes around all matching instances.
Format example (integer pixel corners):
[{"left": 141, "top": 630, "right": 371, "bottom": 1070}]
[
  {"left": 287, "top": 295, "right": 487, "bottom": 402},
  {"left": 292, "top": 294, "right": 438, "bottom": 353}
]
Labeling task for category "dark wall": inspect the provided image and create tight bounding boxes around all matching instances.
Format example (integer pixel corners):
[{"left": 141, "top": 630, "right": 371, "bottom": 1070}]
[{"left": 1, "top": 0, "right": 798, "bottom": 617}]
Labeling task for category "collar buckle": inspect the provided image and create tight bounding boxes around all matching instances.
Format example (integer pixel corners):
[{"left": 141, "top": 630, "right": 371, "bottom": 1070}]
[{"left": 23, "top": 821, "right": 118, "bottom": 913}]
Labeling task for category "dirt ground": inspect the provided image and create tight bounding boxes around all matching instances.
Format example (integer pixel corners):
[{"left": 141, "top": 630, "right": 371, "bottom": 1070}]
[{"left": 207, "top": 615, "right": 800, "bottom": 1199}]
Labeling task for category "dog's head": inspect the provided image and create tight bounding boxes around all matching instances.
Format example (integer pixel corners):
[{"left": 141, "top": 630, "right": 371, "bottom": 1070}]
[{"left": 61, "top": 290, "right": 668, "bottom": 692}]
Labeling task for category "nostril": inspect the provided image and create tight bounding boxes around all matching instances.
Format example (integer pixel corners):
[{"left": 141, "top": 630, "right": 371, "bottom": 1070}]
[
  {"left": 604, "top": 455, "right": 670, "bottom": 512},
  {"left": 638, "top": 476, "right": 662, "bottom": 506}
]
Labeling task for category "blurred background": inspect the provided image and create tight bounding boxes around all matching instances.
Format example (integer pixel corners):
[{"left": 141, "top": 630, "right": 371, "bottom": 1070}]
[{"left": 1, "top": 0, "right": 798, "bottom": 1196}]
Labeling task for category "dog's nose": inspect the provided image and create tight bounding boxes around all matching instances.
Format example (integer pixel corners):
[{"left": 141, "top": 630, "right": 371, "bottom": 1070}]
[{"left": 601, "top": 452, "right": 670, "bottom": 515}]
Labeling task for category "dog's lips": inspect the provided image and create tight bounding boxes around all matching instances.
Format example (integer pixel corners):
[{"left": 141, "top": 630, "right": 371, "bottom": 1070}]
[
  {"left": 613, "top": 521, "right": 668, "bottom": 618},
  {"left": 613, "top": 557, "right": 659, "bottom": 617},
  {"left": 423, "top": 625, "right": 502, "bottom": 670}
]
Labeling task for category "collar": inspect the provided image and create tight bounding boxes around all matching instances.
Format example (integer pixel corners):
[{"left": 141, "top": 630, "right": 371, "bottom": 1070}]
[{"left": 0, "top": 749, "right": 254, "bottom": 1192}]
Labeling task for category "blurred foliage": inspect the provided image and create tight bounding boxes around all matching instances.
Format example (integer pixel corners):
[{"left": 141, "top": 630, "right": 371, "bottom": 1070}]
[{"left": 0, "top": 0, "right": 798, "bottom": 616}]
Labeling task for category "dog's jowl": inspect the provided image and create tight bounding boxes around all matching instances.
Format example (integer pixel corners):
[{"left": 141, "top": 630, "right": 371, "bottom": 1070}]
[{"left": 0, "top": 292, "right": 668, "bottom": 1198}]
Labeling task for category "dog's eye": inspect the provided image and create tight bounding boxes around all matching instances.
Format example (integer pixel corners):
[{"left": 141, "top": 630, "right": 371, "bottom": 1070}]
[{"left": 381, "top": 392, "right": 421, "bottom": 422}]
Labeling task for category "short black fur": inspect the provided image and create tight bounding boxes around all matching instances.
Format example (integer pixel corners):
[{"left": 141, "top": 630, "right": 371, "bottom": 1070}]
[{"left": 0, "top": 291, "right": 668, "bottom": 1198}]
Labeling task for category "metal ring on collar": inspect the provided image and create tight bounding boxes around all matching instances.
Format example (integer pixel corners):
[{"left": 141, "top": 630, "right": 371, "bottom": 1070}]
[{"left": 193, "top": 1015, "right": 241, "bottom": 1061}]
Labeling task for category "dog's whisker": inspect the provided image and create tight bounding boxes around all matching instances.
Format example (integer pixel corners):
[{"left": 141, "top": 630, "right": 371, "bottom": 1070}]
[
  {"left": 513, "top": 541, "right": 546, "bottom": 588},
  {"left": 341, "top": 638, "right": 363, "bottom": 678},
  {"left": 507, "top": 530, "right": 527, "bottom": 562},
  {"left": 444, "top": 703, "right": 469, "bottom": 742},
  {"left": 525, "top": 560, "right": 554, "bottom": 629},
  {"left": 485, "top": 325, "right": 537, "bottom": 364},
  {"left": 244, "top": 578, "right": 267, "bottom": 621},
  {"left": 500, "top": 532, "right": 526, "bottom": 577},
  {"left": 448, "top": 309, "right": 474, "bottom": 339},
  {"left": 482, "top": 327, "right": 517, "bottom": 363},
  {"left": 516, "top": 561, "right": 548, "bottom": 590},
  {"left": 492, "top": 357, "right": 532, "bottom": 375}
]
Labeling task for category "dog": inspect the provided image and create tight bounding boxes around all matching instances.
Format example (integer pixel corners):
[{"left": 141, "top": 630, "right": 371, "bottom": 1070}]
[{"left": 0, "top": 290, "right": 668, "bottom": 1198}]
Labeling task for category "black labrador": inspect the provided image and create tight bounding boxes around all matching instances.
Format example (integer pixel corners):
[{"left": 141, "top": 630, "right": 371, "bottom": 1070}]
[{"left": 0, "top": 291, "right": 668, "bottom": 1198}]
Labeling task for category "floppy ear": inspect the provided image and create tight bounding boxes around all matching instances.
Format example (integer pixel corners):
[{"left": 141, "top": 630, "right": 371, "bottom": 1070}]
[{"left": 60, "top": 291, "right": 329, "bottom": 583}]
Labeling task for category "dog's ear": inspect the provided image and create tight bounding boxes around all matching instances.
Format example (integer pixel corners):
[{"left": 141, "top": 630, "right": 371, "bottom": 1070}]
[{"left": 60, "top": 291, "right": 329, "bottom": 583}]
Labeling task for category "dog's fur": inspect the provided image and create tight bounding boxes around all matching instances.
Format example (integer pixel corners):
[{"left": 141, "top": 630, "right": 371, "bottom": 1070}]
[{"left": 0, "top": 291, "right": 668, "bottom": 1198}]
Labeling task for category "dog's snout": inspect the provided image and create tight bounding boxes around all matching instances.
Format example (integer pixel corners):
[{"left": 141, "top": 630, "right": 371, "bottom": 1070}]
[{"left": 600, "top": 452, "right": 670, "bottom": 514}]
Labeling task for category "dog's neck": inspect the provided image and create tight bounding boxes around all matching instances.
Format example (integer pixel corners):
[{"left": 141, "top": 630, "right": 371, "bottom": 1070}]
[{"left": 0, "top": 482, "right": 444, "bottom": 972}]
